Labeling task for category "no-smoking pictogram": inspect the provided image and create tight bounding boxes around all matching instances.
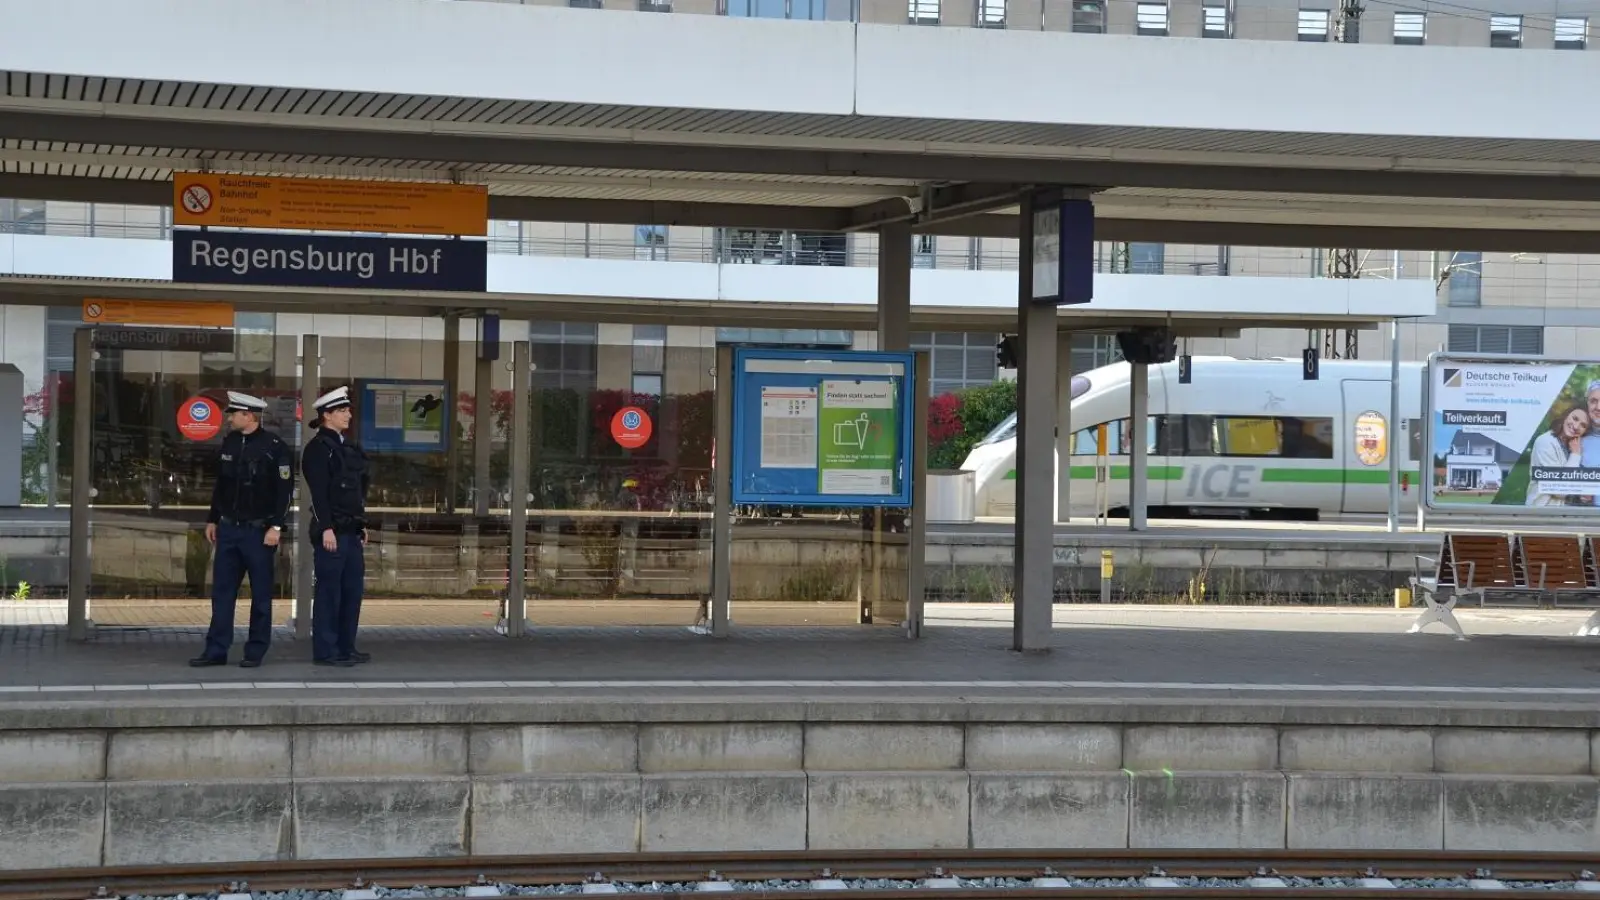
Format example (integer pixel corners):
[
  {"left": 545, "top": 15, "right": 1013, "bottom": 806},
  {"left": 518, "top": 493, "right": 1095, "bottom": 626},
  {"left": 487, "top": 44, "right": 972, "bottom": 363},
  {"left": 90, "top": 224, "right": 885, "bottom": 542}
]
[
  {"left": 180, "top": 184, "right": 213, "bottom": 215},
  {"left": 84, "top": 302, "right": 103, "bottom": 320}
]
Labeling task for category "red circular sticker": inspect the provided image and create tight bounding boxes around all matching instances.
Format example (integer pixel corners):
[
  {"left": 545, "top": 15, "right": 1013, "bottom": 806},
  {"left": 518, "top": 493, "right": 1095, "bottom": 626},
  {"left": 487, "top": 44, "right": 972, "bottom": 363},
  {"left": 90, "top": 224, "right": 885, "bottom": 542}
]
[
  {"left": 178, "top": 395, "right": 223, "bottom": 441},
  {"left": 611, "top": 406, "right": 653, "bottom": 449}
]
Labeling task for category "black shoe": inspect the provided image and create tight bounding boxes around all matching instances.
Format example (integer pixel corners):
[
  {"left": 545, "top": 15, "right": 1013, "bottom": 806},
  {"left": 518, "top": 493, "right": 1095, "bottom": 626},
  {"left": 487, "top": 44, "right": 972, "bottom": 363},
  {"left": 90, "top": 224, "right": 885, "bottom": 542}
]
[
  {"left": 240, "top": 658, "right": 263, "bottom": 669},
  {"left": 348, "top": 651, "right": 371, "bottom": 664},
  {"left": 313, "top": 658, "right": 354, "bottom": 668},
  {"left": 189, "top": 656, "right": 227, "bottom": 667}
]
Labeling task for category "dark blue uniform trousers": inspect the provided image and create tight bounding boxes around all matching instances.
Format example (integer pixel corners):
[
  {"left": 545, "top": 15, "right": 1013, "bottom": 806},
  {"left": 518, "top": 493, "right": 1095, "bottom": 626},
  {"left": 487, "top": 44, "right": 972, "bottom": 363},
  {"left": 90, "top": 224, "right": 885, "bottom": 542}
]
[
  {"left": 312, "top": 533, "right": 365, "bottom": 661},
  {"left": 204, "top": 523, "right": 277, "bottom": 662}
]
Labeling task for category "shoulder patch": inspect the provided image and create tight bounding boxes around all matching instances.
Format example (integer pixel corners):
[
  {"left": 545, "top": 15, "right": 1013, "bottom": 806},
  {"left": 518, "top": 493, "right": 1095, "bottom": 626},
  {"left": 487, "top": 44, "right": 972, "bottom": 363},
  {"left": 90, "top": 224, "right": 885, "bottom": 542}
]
[{"left": 279, "top": 464, "right": 292, "bottom": 481}]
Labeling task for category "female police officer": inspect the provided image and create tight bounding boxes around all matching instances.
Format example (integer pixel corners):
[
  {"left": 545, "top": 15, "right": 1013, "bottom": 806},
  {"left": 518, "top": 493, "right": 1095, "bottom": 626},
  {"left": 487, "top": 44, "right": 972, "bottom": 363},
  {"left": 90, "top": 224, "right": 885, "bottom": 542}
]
[{"left": 301, "top": 386, "right": 371, "bottom": 667}]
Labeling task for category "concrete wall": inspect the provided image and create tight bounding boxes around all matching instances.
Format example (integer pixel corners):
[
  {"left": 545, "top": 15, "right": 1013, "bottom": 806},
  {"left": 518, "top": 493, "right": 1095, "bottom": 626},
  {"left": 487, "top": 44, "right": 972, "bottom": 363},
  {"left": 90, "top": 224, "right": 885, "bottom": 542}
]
[{"left": 3, "top": 700, "right": 1599, "bottom": 868}]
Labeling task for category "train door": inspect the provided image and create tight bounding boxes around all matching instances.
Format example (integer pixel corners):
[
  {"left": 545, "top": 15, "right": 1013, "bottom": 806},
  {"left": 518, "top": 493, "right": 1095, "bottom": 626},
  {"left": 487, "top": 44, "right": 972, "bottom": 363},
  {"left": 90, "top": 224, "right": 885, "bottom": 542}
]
[{"left": 1339, "top": 379, "right": 1389, "bottom": 513}]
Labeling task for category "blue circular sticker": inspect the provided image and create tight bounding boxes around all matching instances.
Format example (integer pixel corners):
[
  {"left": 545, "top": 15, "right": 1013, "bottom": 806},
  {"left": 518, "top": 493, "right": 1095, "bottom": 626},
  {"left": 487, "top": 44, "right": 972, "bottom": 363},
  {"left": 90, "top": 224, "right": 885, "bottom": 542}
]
[
  {"left": 622, "top": 410, "right": 641, "bottom": 429},
  {"left": 190, "top": 401, "right": 212, "bottom": 421}
]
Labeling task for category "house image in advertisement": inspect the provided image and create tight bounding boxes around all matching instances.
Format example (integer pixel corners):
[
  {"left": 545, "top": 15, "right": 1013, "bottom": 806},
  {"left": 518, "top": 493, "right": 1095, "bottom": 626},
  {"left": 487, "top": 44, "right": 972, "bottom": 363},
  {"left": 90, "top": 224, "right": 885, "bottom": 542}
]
[{"left": 1445, "top": 431, "right": 1521, "bottom": 491}]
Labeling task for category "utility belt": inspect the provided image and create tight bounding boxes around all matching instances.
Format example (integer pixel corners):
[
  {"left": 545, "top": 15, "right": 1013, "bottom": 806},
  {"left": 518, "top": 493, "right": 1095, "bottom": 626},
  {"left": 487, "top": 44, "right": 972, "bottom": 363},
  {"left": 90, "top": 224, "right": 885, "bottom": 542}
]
[
  {"left": 317, "top": 515, "right": 368, "bottom": 535},
  {"left": 219, "top": 516, "right": 269, "bottom": 528}
]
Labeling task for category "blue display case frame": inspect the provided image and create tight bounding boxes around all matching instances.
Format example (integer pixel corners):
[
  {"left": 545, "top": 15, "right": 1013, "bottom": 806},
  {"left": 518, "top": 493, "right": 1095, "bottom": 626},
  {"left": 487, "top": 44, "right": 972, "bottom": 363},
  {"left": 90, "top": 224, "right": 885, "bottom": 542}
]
[
  {"left": 729, "top": 347, "right": 915, "bottom": 508},
  {"left": 354, "top": 378, "right": 452, "bottom": 454}
]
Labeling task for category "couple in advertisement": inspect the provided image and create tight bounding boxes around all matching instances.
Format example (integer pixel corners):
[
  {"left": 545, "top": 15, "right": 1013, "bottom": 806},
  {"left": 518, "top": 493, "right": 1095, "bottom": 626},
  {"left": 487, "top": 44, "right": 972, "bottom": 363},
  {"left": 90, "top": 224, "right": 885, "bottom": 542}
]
[{"left": 1530, "top": 380, "right": 1600, "bottom": 507}]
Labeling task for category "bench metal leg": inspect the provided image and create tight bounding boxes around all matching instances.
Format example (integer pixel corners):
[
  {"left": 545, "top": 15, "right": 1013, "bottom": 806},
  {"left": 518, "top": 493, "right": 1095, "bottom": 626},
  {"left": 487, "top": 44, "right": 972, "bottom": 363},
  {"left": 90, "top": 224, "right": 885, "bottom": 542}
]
[
  {"left": 1407, "top": 580, "right": 1471, "bottom": 641},
  {"left": 1578, "top": 610, "right": 1600, "bottom": 638}
]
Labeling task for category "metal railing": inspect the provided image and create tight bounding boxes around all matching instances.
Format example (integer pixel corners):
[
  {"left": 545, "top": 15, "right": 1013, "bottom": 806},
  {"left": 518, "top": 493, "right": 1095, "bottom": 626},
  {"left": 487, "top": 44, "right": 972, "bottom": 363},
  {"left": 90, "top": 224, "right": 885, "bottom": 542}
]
[
  {"left": 1, "top": 218, "right": 1240, "bottom": 276},
  {"left": 451, "top": 0, "right": 1587, "bottom": 53}
]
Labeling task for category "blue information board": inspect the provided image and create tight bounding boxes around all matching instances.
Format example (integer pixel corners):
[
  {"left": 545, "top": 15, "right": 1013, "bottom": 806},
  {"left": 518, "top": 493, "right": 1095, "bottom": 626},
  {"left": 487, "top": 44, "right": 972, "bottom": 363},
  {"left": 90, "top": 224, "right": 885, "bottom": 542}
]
[
  {"left": 355, "top": 378, "right": 451, "bottom": 453},
  {"left": 730, "top": 348, "right": 915, "bottom": 508}
]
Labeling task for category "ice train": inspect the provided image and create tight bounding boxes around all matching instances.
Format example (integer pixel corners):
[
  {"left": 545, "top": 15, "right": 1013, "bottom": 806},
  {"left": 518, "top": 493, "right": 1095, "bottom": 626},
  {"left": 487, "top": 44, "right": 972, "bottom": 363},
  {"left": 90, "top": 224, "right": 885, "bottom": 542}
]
[{"left": 959, "top": 357, "right": 1427, "bottom": 521}]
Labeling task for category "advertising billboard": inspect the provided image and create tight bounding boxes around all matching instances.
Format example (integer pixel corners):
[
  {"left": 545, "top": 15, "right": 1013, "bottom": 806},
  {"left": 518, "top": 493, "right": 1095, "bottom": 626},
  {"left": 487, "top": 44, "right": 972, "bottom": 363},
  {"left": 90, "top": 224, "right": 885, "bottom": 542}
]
[{"left": 1426, "top": 354, "right": 1600, "bottom": 513}]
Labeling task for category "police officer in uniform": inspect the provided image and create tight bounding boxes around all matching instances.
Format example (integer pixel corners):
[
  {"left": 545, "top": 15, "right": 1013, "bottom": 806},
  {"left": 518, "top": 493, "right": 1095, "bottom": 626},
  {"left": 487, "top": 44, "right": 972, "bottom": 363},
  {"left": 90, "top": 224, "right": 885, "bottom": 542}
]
[
  {"left": 302, "top": 386, "right": 371, "bottom": 667},
  {"left": 190, "top": 391, "right": 294, "bottom": 668}
]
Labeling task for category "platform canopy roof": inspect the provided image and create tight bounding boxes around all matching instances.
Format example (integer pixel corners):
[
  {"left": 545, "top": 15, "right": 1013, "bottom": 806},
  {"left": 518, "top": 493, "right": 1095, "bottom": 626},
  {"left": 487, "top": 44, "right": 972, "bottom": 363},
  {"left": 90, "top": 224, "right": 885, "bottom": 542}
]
[{"left": 4, "top": 0, "right": 1600, "bottom": 251}]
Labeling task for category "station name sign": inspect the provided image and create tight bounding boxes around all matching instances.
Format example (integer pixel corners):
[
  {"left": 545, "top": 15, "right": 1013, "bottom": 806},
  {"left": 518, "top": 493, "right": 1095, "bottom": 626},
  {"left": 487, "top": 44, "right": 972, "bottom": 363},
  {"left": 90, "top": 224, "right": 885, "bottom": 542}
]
[
  {"left": 173, "top": 172, "right": 488, "bottom": 237},
  {"left": 173, "top": 231, "right": 489, "bottom": 292},
  {"left": 92, "top": 325, "right": 235, "bottom": 354}
]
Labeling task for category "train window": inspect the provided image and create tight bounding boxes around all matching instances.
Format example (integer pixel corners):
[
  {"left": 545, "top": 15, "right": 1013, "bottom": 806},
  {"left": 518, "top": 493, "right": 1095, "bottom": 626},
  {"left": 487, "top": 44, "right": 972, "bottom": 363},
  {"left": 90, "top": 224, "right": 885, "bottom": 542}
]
[
  {"left": 1071, "top": 418, "right": 1156, "bottom": 456},
  {"left": 1214, "top": 417, "right": 1282, "bottom": 457},
  {"left": 1210, "top": 416, "right": 1335, "bottom": 459},
  {"left": 1286, "top": 416, "right": 1336, "bottom": 459},
  {"left": 1155, "top": 414, "right": 1216, "bottom": 456},
  {"left": 979, "top": 413, "right": 1017, "bottom": 445}
]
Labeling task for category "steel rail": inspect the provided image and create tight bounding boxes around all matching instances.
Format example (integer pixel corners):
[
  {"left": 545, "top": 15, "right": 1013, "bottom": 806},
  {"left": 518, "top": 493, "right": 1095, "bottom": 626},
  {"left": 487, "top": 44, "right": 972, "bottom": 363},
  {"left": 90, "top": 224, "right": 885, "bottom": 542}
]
[{"left": 1, "top": 850, "right": 1598, "bottom": 900}]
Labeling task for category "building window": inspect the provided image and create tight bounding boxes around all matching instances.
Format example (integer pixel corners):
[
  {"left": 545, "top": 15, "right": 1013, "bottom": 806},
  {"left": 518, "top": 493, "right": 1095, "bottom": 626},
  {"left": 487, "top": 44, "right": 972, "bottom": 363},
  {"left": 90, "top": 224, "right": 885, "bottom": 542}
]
[
  {"left": 726, "top": 0, "right": 826, "bottom": 18},
  {"left": 1297, "top": 8, "right": 1329, "bottom": 40},
  {"left": 1129, "top": 243, "right": 1166, "bottom": 275},
  {"left": 908, "top": 0, "right": 940, "bottom": 23},
  {"left": 1202, "top": 4, "right": 1231, "bottom": 36},
  {"left": 1136, "top": 2, "right": 1169, "bottom": 34},
  {"left": 46, "top": 306, "right": 80, "bottom": 373},
  {"left": 716, "top": 328, "right": 854, "bottom": 347},
  {"left": 529, "top": 322, "right": 599, "bottom": 392},
  {"left": 569, "top": 0, "right": 603, "bottom": 8},
  {"left": 639, "top": 0, "right": 672, "bottom": 9},
  {"left": 0, "top": 199, "right": 46, "bottom": 235},
  {"left": 911, "top": 332, "right": 1000, "bottom": 396},
  {"left": 1556, "top": 16, "right": 1587, "bottom": 48},
  {"left": 1071, "top": 0, "right": 1105, "bottom": 32},
  {"left": 1489, "top": 14, "right": 1521, "bottom": 47},
  {"left": 1448, "top": 325, "right": 1543, "bottom": 356},
  {"left": 1392, "top": 11, "right": 1425, "bottom": 44},
  {"left": 1070, "top": 334, "right": 1121, "bottom": 375},
  {"left": 977, "top": 0, "right": 1005, "bottom": 27},
  {"left": 1444, "top": 251, "right": 1483, "bottom": 308},
  {"left": 631, "top": 324, "right": 666, "bottom": 391},
  {"left": 913, "top": 234, "right": 936, "bottom": 269},
  {"left": 634, "top": 224, "right": 667, "bottom": 261}
]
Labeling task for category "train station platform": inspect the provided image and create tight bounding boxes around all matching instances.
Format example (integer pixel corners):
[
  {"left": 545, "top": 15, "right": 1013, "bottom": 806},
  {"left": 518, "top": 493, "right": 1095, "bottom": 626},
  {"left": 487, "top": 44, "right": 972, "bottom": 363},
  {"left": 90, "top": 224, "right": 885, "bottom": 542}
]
[
  {"left": 6, "top": 603, "right": 1600, "bottom": 869},
  {"left": 3, "top": 603, "right": 1597, "bottom": 702}
]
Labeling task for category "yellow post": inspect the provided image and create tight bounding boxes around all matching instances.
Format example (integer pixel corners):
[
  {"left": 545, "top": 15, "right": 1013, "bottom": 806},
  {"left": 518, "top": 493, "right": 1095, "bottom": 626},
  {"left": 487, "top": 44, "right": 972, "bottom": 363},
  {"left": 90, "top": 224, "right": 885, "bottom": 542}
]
[{"left": 1394, "top": 587, "right": 1412, "bottom": 608}]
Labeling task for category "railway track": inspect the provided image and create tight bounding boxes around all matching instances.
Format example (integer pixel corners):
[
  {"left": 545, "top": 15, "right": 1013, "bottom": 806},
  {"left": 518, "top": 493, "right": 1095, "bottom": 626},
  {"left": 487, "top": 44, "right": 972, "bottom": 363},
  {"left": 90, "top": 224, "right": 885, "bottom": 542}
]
[{"left": 2, "top": 850, "right": 1599, "bottom": 900}]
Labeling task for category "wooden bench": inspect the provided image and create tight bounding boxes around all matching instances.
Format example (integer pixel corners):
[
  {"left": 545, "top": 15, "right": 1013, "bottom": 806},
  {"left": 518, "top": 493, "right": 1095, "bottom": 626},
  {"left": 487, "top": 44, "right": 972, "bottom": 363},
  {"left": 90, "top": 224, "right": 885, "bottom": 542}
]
[
  {"left": 1521, "top": 535, "right": 1594, "bottom": 604},
  {"left": 1411, "top": 532, "right": 1600, "bottom": 639},
  {"left": 1409, "top": 533, "right": 1516, "bottom": 640}
]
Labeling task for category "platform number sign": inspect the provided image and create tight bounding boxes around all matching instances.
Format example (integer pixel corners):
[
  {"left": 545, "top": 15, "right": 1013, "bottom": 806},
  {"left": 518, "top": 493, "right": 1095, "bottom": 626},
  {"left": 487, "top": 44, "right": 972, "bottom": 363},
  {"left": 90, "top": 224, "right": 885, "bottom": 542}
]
[{"left": 1302, "top": 348, "right": 1320, "bottom": 381}]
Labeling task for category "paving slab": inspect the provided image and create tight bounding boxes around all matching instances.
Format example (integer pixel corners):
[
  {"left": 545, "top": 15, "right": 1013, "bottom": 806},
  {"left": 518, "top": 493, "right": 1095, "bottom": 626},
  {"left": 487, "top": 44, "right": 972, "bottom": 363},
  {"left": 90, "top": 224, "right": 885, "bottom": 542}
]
[{"left": 2, "top": 604, "right": 1599, "bottom": 709}]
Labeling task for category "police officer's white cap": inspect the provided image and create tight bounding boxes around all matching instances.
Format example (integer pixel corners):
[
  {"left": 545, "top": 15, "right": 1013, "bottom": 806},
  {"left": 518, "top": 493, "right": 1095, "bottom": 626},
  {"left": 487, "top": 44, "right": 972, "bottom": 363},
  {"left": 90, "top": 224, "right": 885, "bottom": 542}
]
[
  {"left": 314, "top": 386, "right": 353, "bottom": 413},
  {"left": 224, "top": 391, "right": 268, "bottom": 414}
]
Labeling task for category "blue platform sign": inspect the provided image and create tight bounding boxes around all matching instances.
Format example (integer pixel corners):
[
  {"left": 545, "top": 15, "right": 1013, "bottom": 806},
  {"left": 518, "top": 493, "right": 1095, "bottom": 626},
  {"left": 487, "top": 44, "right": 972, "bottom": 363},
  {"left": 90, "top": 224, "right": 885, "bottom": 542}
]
[
  {"left": 730, "top": 348, "right": 915, "bottom": 508},
  {"left": 355, "top": 379, "right": 451, "bottom": 453},
  {"left": 173, "top": 230, "right": 487, "bottom": 292},
  {"left": 1030, "top": 191, "right": 1094, "bottom": 306}
]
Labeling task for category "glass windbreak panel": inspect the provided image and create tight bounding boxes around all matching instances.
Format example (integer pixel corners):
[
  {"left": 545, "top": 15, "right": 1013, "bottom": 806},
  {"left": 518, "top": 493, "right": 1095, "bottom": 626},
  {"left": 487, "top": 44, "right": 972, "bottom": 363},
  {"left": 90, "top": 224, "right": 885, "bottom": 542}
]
[
  {"left": 522, "top": 328, "right": 717, "bottom": 627},
  {"left": 82, "top": 328, "right": 306, "bottom": 628},
  {"left": 517, "top": 326, "right": 907, "bottom": 628},
  {"left": 80, "top": 314, "right": 521, "bottom": 632},
  {"left": 319, "top": 320, "right": 511, "bottom": 630}
]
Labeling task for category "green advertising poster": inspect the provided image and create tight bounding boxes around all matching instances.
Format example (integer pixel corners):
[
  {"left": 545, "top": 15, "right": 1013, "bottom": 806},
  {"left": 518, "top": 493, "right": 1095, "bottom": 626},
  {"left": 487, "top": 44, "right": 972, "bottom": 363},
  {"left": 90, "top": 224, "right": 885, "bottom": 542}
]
[{"left": 817, "top": 379, "right": 898, "bottom": 495}]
